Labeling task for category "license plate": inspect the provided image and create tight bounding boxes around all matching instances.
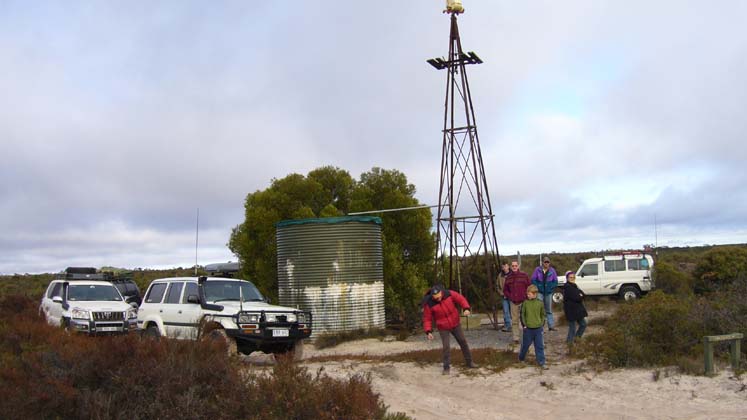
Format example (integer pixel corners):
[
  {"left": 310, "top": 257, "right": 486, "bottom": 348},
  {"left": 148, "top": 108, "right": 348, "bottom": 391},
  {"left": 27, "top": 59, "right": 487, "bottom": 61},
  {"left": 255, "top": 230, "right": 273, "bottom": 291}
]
[
  {"left": 272, "top": 329, "right": 289, "bottom": 337},
  {"left": 98, "top": 326, "right": 121, "bottom": 332}
]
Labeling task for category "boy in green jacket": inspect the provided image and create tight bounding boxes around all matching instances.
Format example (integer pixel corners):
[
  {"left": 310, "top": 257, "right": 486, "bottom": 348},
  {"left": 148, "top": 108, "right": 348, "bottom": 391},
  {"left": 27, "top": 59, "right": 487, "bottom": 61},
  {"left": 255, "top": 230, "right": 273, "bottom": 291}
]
[{"left": 519, "top": 284, "right": 548, "bottom": 369}]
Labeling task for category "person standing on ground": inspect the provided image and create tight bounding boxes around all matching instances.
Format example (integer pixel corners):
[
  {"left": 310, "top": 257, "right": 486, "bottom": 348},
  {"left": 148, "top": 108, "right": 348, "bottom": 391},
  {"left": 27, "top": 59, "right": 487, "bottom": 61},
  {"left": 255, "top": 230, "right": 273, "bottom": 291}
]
[
  {"left": 519, "top": 284, "right": 548, "bottom": 369},
  {"left": 423, "top": 284, "right": 477, "bottom": 375},
  {"left": 503, "top": 261, "right": 531, "bottom": 343},
  {"left": 562, "top": 271, "right": 588, "bottom": 344},
  {"left": 531, "top": 257, "right": 559, "bottom": 331},
  {"left": 496, "top": 262, "right": 512, "bottom": 332}
]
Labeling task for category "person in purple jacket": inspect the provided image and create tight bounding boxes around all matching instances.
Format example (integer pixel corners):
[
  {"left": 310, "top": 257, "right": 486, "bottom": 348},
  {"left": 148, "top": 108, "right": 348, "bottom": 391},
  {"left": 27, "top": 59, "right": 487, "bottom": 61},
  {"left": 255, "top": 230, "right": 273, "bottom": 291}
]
[{"left": 531, "top": 257, "right": 558, "bottom": 331}]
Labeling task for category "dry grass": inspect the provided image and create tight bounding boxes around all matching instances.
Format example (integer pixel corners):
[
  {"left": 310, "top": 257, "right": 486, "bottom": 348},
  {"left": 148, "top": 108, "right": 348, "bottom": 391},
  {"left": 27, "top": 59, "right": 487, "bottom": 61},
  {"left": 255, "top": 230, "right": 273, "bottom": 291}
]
[{"left": 306, "top": 347, "right": 519, "bottom": 374}]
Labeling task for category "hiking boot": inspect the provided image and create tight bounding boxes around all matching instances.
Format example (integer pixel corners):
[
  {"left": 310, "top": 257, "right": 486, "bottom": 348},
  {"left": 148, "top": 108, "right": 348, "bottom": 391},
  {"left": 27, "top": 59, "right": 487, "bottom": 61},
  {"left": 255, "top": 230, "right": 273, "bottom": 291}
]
[
  {"left": 442, "top": 367, "right": 450, "bottom": 375},
  {"left": 548, "top": 327, "right": 558, "bottom": 332}
]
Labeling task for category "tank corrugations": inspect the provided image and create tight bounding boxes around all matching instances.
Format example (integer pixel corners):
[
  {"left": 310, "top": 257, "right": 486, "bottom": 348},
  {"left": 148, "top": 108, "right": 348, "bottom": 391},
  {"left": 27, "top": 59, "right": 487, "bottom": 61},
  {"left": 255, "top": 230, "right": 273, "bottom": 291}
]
[{"left": 276, "top": 216, "right": 385, "bottom": 336}]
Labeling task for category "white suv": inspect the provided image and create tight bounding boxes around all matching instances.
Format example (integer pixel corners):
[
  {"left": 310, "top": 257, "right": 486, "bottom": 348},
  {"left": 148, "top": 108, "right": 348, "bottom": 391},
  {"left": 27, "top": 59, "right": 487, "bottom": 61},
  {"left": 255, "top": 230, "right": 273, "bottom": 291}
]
[
  {"left": 553, "top": 253, "right": 655, "bottom": 303},
  {"left": 39, "top": 279, "right": 139, "bottom": 334},
  {"left": 137, "top": 276, "right": 312, "bottom": 358}
]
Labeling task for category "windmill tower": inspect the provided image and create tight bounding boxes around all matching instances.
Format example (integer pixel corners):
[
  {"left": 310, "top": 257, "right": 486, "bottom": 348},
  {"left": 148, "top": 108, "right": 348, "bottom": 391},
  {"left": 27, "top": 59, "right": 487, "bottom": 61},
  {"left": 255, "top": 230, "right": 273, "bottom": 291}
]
[{"left": 429, "top": 1, "right": 501, "bottom": 325}]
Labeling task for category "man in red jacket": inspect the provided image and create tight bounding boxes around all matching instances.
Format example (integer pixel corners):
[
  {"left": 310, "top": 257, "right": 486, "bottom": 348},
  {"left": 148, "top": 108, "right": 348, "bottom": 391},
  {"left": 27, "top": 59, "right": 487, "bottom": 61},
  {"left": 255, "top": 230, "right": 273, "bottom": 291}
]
[
  {"left": 503, "top": 261, "right": 531, "bottom": 344},
  {"left": 423, "top": 284, "right": 477, "bottom": 375}
]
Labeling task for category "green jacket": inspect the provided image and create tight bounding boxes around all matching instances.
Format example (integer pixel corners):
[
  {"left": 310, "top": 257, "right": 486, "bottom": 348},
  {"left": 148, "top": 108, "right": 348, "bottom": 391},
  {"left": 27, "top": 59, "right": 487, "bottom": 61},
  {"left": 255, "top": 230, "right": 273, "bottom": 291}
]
[{"left": 520, "top": 298, "right": 546, "bottom": 329}]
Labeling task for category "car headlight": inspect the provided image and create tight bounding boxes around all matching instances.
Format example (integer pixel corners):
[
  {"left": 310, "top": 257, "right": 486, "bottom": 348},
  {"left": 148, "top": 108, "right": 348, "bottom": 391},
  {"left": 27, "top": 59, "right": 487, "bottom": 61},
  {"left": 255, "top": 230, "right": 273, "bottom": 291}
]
[
  {"left": 127, "top": 310, "right": 137, "bottom": 320},
  {"left": 285, "top": 313, "right": 297, "bottom": 323},
  {"left": 239, "top": 313, "right": 260, "bottom": 323},
  {"left": 71, "top": 308, "right": 90, "bottom": 320},
  {"left": 265, "top": 313, "right": 277, "bottom": 322}
]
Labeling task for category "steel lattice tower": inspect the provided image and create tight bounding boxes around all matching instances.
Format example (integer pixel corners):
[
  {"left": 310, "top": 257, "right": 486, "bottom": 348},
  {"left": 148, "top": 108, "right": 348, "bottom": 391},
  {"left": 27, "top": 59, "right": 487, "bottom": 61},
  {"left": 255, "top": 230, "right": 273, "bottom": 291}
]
[{"left": 428, "top": 11, "right": 501, "bottom": 325}]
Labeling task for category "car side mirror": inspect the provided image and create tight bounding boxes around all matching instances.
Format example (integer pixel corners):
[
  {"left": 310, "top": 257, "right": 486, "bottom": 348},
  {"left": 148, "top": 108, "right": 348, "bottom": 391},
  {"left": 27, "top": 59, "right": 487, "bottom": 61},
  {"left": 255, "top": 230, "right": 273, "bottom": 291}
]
[
  {"left": 52, "top": 296, "right": 63, "bottom": 303},
  {"left": 579, "top": 273, "right": 585, "bottom": 278},
  {"left": 187, "top": 294, "right": 200, "bottom": 304}
]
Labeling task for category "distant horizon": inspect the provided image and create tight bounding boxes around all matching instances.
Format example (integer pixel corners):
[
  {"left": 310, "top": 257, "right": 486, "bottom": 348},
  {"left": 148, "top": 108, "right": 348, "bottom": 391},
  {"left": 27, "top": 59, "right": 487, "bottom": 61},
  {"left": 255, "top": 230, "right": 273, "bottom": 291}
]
[{"left": 5, "top": 241, "right": 744, "bottom": 276}]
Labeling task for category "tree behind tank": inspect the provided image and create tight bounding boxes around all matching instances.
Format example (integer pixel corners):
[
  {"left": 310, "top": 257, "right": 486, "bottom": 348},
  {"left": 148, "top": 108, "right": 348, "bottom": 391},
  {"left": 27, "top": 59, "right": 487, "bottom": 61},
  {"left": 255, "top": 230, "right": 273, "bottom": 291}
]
[
  {"left": 350, "top": 168, "right": 435, "bottom": 328},
  {"left": 229, "top": 166, "right": 434, "bottom": 328}
]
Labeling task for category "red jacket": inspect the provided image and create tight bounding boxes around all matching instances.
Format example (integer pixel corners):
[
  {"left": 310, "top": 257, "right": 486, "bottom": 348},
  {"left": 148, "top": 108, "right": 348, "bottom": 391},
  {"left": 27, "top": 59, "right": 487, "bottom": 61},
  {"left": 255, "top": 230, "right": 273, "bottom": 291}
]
[
  {"left": 503, "top": 270, "right": 530, "bottom": 304},
  {"left": 422, "top": 290, "right": 470, "bottom": 333}
]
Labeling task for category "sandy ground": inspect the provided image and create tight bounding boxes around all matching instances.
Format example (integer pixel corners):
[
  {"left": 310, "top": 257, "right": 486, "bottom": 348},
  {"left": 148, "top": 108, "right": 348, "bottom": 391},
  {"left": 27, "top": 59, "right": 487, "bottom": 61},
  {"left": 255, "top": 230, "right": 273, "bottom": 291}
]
[{"left": 245, "top": 310, "right": 747, "bottom": 420}]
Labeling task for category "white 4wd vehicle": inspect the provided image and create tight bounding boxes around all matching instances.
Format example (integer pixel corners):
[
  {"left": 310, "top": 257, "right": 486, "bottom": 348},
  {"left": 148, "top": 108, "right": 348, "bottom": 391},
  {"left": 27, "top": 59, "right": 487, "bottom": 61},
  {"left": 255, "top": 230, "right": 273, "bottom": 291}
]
[
  {"left": 40, "top": 279, "right": 139, "bottom": 334},
  {"left": 137, "top": 276, "right": 312, "bottom": 358},
  {"left": 553, "top": 253, "right": 654, "bottom": 303}
]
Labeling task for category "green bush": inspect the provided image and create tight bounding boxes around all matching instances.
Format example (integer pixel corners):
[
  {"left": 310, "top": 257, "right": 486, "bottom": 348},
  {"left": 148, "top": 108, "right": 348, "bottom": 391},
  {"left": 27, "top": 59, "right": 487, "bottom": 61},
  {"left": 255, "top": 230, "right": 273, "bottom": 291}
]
[
  {"left": 653, "top": 261, "right": 694, "bottom": 296},
  {"left": 693, "top": 246, "right": 747, "bottom": 293},
  {"left": 579, "top": 291, "right": 705, "bottom": 367}
]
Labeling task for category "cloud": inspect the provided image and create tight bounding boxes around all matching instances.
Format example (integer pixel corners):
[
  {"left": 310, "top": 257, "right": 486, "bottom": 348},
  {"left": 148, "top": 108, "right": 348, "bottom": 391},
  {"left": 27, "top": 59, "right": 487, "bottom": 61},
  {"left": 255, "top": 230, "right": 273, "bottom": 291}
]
[{"left": 1, "top": 1, "right": 746, "bottom": 273}]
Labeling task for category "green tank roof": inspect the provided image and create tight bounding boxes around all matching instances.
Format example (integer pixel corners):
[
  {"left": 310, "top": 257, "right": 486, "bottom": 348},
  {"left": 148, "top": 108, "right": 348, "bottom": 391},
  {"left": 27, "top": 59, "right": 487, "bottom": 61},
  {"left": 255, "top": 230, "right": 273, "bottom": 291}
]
[{"left": 275, "top": 215, "right": 382, "bottom": 228}]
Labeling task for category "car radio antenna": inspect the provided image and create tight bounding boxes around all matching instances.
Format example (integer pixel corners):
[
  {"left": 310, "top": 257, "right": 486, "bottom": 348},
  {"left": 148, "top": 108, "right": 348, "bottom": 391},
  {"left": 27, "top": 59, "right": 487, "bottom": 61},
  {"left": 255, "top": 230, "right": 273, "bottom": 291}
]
[{"left": 195, "top": 208, "right": 199, "bottom": 276}]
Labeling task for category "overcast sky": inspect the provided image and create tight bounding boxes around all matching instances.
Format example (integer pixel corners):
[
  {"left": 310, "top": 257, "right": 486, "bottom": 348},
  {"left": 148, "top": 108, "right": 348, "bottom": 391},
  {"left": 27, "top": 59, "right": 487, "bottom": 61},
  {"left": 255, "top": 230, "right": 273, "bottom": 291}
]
[{"left": 2, "top": 1, "right": 746, "bottom": 274}]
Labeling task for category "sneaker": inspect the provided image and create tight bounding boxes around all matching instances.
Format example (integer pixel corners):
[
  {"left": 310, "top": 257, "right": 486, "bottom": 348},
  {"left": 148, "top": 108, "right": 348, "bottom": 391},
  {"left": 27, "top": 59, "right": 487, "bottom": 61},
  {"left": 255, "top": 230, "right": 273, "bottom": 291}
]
[
  {"left": 540, "top": 364, "right": 549, "bottom": 370},
  {"left": 501, "top": 327, "right": 511, "bottom": 332},
  {"left": 442, "top": 368, "right": 450, "bottom": 375},
  {"left": 466, "top": 362, "right": 479, "bottom": 369},
  {"left": 548, "top": 327, "right": 558, "bottom": 331}
]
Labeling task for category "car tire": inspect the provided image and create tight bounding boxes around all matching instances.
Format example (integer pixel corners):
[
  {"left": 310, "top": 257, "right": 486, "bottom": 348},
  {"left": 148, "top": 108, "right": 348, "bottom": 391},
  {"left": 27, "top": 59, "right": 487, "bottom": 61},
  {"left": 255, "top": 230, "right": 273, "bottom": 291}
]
[
  {"left": 206, "top": 329, "right": 237, "bottom": 355},
  {"left": 619, "top": 285, "right": 640, "bottom": 302},
  {"left": 144, "top": 324, "right": 161, "bottom": 340},
  {"left": 552, "top": 289, "right": 564, "bottom": 304}
]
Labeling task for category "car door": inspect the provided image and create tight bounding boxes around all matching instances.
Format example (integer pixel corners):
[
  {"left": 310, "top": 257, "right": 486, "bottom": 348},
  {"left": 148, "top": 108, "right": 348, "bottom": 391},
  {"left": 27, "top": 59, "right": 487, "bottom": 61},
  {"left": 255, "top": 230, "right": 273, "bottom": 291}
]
[
  {"left": 178, "top": 282, "right": 202, "bottom": 339},
  {"left": 160, "top": 282, "right": 185, "bottom": 338},
  {"left": 42, "top": 282, "right": 65, "bottom": 326},
  {"left": 576, "top": 262, "right": 602, "bottom": 295}
]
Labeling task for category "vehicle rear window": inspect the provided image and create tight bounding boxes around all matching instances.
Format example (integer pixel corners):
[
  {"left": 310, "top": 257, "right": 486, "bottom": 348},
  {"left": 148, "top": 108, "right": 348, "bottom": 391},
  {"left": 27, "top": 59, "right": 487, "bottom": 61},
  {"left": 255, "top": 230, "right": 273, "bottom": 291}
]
[
  {"left": 145, "top": 283, "right": 167, "bottom": 303},
  {"left": 627, "top": 258, "right": 649, "bottom": 270},
  {"left": 164, "top": 282, "right": 184, "bottom": 304}
]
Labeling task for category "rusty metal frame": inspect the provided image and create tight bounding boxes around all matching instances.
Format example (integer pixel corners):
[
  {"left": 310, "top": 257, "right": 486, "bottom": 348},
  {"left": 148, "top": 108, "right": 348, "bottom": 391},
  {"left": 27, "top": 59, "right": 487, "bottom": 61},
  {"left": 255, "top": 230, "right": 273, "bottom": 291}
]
[{"left": 429, "top": 13, "right": 501, "bottom": 328}]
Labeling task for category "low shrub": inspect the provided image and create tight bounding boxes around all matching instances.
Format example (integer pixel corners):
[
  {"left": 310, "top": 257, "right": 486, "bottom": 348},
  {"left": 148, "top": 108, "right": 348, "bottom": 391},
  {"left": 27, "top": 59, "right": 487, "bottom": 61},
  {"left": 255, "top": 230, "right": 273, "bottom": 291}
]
[
  {"left": 0, "top": 295, "right": 411, "bottom": 420},
  {"left": 653, "top": 261, "right": 694, "bottom": 296},
  {"left": 578, "top": 282, "right": 747, "bottom": 371}
]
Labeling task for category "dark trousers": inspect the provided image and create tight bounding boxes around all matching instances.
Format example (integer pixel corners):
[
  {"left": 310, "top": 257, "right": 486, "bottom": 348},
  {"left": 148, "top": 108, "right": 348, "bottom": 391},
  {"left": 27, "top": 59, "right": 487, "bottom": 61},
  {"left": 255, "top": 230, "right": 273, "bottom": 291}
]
[
  {"left": 438, "top": 324, "right": 472, "bottom": 369},
  {"left": 519, "top": 327, "right": 546, "bottom": 366}
]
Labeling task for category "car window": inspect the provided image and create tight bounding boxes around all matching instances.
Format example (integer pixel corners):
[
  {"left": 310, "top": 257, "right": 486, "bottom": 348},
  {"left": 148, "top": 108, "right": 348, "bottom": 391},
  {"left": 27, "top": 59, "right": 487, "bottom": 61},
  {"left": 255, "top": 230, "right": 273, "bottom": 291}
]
[
  {"left": 51, "top": 283, "right": 63, "bottom": 298},
  {"left": 604, "top": 260, "right": 625, "bottom": 272},
  {"left": 627, "top": 258, "right": 648, "bottom": 271},
  {"left": 47, "top": 282, "right": 62, "bottom": 298},
  {"left": 203, "top": 280, "right": 264, "bottom": 302},
  {"left": 182, "top": 282, "right": 199, "bottom": 304},
  {"left": 164, "top": 282, "right": 184, "bottom": 304},
  {"left": 145, "top": 283, "right": 167, "bottom": 304},
  {"left": 68, "top": 285, "right": 123, "bottom": 301},
  {"left": 579, "top": 263, "right": 599, "bottom": 276}
]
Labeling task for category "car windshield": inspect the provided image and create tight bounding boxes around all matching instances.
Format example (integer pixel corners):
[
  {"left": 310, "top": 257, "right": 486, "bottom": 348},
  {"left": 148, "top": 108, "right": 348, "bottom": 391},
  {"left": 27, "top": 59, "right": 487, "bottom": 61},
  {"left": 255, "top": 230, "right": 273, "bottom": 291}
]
[
  {"left": 68, "top": 284, "right": 123, "bottom": 302},
  {"left": 203, "top": 280, "right": 264, "bottom": 302}
]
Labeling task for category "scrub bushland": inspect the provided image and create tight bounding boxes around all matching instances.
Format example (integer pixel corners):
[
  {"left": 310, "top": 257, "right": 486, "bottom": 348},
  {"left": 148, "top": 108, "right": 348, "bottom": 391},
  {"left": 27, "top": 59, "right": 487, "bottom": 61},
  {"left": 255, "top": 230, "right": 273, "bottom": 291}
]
[
  {"left": 0, "top": 295, "right": 410, "bottom": 420},
  {"left": 577, "top": 279, "right": 747, "bottom": 373}
]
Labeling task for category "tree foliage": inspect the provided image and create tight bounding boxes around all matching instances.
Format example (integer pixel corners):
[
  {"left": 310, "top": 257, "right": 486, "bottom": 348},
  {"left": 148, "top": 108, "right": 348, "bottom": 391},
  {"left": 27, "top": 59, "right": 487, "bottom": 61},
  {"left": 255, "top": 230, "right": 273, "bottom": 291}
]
[{"left": 228, "top": 166, "right": 434, "bottom": 327}]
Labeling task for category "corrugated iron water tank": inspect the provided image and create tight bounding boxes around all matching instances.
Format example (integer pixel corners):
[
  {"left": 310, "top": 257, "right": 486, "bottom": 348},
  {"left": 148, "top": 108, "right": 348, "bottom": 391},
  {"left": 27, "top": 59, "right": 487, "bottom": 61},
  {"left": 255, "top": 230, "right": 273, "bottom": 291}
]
[{"left": 276, "top": 216, "right": 385, "bottom": 336}]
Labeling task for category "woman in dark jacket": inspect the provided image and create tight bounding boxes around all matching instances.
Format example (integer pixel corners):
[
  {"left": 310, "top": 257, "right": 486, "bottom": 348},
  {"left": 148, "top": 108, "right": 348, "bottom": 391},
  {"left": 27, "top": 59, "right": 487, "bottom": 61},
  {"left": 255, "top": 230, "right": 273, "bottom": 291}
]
[{"left": 563, "top": 271, "right": 588, "bottom": 344}]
